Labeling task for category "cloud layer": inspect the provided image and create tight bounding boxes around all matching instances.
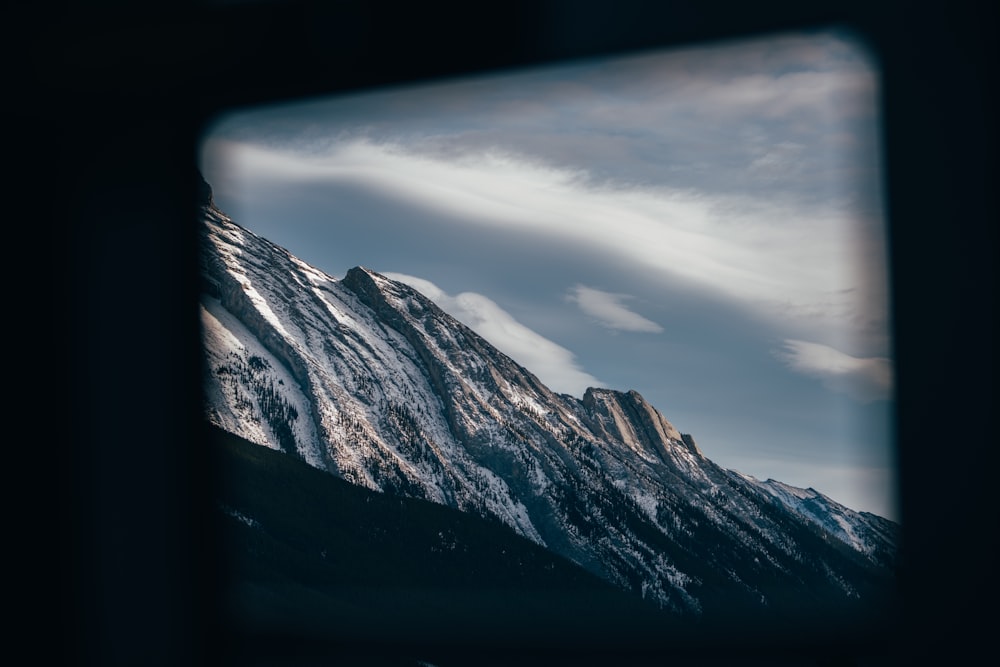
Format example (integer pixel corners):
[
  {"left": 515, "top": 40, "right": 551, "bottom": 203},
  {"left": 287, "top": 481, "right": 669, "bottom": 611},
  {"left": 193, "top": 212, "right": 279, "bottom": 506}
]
[
  {"left": 210, "top": 136, "right": 874, "bottom": 350},
  {"left": 200, "top": 28, "right": 887, "bottom": 360},
  {"left": 566, "top": 285, "right": 663, "bottom": 333},
  {"left": 383, "top": 272, "right": 603, "bottom": 396},
  {"left": 774, "top": 339, "right": 893, "bottom": 402}
]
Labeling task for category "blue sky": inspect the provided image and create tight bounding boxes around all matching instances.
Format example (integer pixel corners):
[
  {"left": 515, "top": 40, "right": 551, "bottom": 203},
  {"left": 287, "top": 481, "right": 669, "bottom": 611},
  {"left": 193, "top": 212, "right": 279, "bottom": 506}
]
[{"left": 199, "top": 28, "right": 897, "bottom": 520}]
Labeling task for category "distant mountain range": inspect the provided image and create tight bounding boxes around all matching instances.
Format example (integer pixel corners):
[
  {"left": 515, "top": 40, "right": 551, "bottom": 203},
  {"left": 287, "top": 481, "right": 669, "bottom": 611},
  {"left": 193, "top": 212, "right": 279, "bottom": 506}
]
[{"left": 197, "top": 174, "right": 898, "bottom": 637}]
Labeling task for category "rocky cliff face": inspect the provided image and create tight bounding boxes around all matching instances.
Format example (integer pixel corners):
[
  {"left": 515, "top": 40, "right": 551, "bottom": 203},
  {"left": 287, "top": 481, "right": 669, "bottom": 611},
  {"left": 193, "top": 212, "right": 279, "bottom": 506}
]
[{"left": 198, "top": 192, "right": 898, "bottom": 617}]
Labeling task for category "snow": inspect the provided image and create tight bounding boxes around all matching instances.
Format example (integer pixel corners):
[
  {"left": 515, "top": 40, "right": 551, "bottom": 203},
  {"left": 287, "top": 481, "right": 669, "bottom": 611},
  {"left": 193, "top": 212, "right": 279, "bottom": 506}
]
[
  {"left": 741, "top": 474, "right": 877, "bottom": 556},
  {"left": 200, "top": 294, "right": 326, "bottom": 468},
  {"left": 219, "top": 503, "right": 260, "bottom": 529},
  {"left": 505, "top": 383, "right": 547, "bottom": 417},
  {"left": 632, "top": 489, "right": 659, "bottom": 523},
  {"left": 200, "top": 298, "right": 279, "bottom": 450}
]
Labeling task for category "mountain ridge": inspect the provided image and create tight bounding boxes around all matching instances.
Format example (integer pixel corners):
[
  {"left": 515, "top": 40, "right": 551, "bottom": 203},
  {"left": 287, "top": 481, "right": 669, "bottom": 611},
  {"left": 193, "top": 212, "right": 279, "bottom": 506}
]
[{"left": 197, "top": 180, "right": 898, "bottom": 619}]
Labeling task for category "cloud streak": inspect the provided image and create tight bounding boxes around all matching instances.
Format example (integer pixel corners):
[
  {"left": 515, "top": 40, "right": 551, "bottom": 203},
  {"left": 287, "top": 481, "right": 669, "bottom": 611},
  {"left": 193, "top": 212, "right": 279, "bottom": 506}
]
[
  {"left": 773, "top": 339, "right": 892, "bottom": 402},
  {"left": 566, "top": 285, "right": 663, "bottom": 333},
  {"left": 383, "top": 272, "right": 603, "bottom": 397},
  {"left": 209, "top": 137, "right": 872, "bottom": 349}
]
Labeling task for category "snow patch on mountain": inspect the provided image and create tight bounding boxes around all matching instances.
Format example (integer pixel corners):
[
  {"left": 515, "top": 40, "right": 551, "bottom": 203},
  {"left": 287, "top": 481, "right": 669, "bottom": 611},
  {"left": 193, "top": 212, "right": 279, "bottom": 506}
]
[{"left": 201, "top": 295, "right": 326, "bottom": 467}]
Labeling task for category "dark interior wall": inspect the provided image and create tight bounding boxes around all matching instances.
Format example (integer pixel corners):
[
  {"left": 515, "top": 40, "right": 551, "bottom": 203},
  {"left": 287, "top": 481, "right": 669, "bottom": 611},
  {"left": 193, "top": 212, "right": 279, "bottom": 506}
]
[{"left": 15, "top": 1, "right": 996, "bottom": 664}]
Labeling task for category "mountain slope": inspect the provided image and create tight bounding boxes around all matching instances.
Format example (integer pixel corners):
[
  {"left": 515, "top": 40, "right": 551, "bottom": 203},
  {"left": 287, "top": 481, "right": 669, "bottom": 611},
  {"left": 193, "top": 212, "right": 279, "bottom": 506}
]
[
  {"left": 211, "top": 423, "right": 691, "bottom": 651},
  {"left": 197, "top": 178, "right": 898, "bottom": 619}
]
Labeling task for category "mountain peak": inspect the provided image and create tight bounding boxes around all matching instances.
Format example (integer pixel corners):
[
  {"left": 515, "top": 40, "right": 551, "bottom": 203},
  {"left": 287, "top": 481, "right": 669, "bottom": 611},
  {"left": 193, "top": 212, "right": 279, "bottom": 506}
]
[
  {"left": 346, "top": 264, "right": 373, "bottom": 275},
  {"left": 581, "top": 386, "right": 704, "bottom": 462},
  {"left": 196, "top": 168, "right": 215, "bottom": 209},
  {"left": 341, "top": 264, "right": 421, "bottom": 314},
  {"left": 343, "top": 264, "right": 408, "bottom": 293}
]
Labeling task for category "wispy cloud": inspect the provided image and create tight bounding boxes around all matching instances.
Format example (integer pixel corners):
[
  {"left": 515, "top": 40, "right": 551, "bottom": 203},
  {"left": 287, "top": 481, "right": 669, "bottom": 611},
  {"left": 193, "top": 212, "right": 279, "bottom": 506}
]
[
  {"left": 200, "top": 27, "right": 885, "bottom": 359},
  {"left": 773, "top": 339, "right": 892, "bottom": 402},
  {"left": 383, "top": 272, "right": 603, "bottom": 397},
  {"left": 566, "top": 285, "right": 663, "bottom": 333},
  {"left": 209, "top": 137, "right": 873, "bottom": 347}
]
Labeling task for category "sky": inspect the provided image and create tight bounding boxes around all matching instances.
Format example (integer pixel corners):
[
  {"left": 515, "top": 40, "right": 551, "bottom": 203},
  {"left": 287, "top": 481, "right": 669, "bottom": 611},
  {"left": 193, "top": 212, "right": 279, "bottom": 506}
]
[{"left": 199, "top": 27, "right": 898, "bottom": 520}]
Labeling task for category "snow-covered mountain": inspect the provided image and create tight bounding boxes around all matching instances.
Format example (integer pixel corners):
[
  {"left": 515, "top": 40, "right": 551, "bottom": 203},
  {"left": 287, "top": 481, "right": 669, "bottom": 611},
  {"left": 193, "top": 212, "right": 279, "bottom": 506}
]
[
  {"left": 739, "top": 475, "right": 900, "bottom": 570},
  {"left": 197, "top": 177, "right": 898, "bottom": 617}
]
